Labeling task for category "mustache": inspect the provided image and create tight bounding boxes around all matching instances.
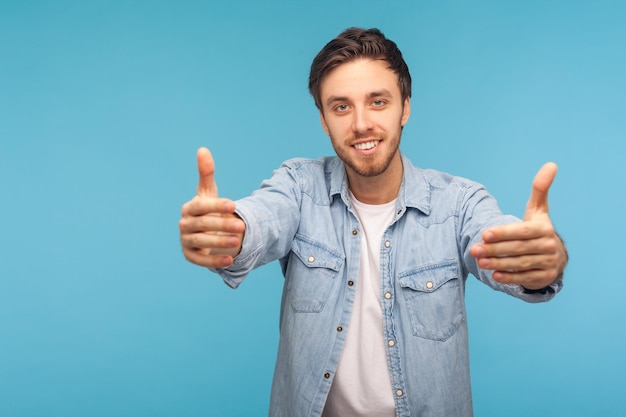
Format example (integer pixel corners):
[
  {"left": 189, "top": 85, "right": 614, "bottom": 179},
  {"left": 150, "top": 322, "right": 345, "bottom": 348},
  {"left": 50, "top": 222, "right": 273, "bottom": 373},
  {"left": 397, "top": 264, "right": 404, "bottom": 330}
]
[{"left": 351, "top": 131, "right": 385, "bottom": 140}]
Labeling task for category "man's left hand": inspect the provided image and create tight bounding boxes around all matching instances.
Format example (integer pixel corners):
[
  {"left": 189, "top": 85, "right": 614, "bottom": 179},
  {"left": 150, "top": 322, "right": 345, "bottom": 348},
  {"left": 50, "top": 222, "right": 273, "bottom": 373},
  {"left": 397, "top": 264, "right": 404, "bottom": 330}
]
[{"left": 470, "top": 162, "right": 568, "bottom": 290}]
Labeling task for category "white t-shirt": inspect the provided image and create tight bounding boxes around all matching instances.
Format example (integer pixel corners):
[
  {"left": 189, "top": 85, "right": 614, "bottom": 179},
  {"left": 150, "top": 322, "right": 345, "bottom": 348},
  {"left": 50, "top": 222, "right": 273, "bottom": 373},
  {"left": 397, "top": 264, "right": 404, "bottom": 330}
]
[{"left": 322, "top": 194, "right": 397, "bottom": 417}]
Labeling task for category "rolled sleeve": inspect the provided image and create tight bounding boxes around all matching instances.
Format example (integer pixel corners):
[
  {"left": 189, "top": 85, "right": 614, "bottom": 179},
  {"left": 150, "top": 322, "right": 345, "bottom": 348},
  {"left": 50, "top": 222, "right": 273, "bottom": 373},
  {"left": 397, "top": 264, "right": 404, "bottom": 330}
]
[
  {"left": 458, "top": 182, "right": 562, "bottom": 303},
  {"left": 209, "top": 160, "right": 305, "bottom": 289}
]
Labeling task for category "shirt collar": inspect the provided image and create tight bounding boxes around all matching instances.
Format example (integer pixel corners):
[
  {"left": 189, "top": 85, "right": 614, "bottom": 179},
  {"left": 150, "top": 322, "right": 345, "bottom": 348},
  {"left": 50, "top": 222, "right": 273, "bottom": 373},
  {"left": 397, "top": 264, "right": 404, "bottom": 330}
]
[{"left": 398, "top": 153, "right": 431, "bottom": 215}]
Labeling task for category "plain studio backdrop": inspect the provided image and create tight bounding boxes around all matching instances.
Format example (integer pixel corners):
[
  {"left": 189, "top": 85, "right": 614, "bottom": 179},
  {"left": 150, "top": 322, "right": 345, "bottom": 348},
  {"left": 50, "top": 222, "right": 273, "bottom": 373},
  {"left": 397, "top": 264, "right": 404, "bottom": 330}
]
[{"left": 1, "top": 1, "right": 624, "bottom": 416}]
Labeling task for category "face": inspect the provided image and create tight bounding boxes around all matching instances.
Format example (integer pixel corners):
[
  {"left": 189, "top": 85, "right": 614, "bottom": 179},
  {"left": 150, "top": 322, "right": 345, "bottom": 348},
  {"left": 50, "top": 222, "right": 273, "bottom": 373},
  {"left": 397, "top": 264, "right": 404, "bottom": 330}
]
[{"left": 319, "top": 58, "right": 410, "bottom": 179}]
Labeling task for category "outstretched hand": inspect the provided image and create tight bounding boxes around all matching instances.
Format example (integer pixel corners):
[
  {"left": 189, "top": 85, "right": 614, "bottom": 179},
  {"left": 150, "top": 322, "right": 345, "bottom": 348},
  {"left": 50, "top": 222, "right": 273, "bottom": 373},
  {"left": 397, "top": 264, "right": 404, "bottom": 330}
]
[
  {"left": 179, "top": 148, "right": 246, "bottom": 268},
  {"left": 470, "top": 163, "right": 568, "bottom": 290}
]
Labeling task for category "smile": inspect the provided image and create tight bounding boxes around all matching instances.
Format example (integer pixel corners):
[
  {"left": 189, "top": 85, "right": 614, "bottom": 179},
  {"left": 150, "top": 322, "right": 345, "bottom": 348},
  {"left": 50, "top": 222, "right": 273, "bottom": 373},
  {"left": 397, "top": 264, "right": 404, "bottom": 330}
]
[{"left": 353, "top": 140, "right": 380, "bottom": 150}]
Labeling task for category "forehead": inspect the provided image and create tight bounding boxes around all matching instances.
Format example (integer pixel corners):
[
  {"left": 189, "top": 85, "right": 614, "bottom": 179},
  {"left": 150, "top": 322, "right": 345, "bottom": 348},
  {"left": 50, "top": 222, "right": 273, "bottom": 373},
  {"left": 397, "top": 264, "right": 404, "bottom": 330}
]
[{"left": 320, "top": 58, "right": 401, "bottom": 101}]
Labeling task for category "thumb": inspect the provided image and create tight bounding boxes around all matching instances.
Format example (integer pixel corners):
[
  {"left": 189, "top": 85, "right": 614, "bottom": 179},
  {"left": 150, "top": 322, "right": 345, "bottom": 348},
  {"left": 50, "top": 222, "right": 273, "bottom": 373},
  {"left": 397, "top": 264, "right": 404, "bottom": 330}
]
[
  {"left": 196, "top": 147, "right": 219, "bottom": 197},
  {"left": 524, "top": 162, "right": 558, "bottom": 221}
]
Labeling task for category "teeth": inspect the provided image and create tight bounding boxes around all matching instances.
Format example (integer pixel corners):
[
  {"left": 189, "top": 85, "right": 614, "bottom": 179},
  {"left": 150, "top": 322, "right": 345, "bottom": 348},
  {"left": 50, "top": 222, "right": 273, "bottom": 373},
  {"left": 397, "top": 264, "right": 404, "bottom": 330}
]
[{"left": 354, "top": 140, "right": 380, "bottom": 150}]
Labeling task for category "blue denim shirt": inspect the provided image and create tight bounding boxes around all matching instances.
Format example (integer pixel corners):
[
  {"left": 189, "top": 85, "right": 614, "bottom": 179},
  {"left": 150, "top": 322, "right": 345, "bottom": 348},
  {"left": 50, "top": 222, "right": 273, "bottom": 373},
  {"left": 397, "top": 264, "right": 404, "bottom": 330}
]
[{"left": 215, "top": 154, "right": 562, "bottom": 417}]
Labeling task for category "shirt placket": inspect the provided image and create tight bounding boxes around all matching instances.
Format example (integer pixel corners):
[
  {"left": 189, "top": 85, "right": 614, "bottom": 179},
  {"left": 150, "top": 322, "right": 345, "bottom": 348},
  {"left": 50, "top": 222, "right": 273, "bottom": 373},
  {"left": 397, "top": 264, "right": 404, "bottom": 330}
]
[
  {"left": 382, "top": 209, "right": 410, "bottom": 416},
  {"left": 318, "top": 207, "right": 363, "bottom": 415}
]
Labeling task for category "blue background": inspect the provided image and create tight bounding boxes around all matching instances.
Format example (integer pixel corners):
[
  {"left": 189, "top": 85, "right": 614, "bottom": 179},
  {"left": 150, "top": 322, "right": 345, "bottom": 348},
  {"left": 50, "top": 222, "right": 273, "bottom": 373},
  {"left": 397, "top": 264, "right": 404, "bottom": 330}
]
[{"left": 1, "top": 1, "right": 625, "bottom": 416}]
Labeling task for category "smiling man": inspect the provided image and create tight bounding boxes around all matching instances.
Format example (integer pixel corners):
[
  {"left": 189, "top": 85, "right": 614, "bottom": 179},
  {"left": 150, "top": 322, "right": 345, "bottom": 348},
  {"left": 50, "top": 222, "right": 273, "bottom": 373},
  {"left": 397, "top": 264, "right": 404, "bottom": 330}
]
[
  {"left": 319, "top": 58, "right": 409, "bottom": 205},
  {"left": 179, "top": 28, "right": 568, "bottom": 417}
]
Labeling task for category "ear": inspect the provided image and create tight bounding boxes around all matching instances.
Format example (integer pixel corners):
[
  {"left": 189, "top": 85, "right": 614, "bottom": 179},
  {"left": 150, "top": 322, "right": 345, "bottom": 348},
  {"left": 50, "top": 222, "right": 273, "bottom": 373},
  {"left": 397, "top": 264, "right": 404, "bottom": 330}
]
[
  {"left": 401, "top": 97, "right": 411, "bottom": 127},
  {"left": 319, "top": 110, "right": 330, "bottom": 136}
]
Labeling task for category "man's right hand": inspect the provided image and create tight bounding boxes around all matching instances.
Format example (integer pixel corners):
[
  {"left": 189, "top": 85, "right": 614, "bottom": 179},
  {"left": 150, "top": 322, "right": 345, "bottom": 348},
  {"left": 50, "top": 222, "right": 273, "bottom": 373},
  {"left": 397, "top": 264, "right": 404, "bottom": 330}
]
[{"left": 179, "top": 147, "right": 246, "bottom": 268}]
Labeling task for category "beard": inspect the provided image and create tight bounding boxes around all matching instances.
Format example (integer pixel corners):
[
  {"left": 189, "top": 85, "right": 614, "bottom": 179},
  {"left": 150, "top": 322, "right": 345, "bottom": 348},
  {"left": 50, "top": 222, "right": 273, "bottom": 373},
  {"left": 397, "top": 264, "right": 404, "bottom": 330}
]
[{"left": 330, "top": 129, "right": 402, "bottom": 178}]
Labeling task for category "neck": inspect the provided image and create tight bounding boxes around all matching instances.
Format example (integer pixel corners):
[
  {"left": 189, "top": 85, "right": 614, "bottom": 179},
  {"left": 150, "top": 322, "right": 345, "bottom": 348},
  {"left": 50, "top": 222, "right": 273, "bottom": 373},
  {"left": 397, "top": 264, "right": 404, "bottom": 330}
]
[{"left": 347, "top": 153, "right": 403, "bottom": 205}]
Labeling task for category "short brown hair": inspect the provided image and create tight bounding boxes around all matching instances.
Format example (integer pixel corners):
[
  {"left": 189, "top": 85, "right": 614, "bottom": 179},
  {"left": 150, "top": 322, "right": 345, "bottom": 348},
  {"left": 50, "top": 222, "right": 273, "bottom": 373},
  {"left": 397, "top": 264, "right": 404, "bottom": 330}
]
[{"left": 308, "top": 27, "right": 412, "bottom": 110}]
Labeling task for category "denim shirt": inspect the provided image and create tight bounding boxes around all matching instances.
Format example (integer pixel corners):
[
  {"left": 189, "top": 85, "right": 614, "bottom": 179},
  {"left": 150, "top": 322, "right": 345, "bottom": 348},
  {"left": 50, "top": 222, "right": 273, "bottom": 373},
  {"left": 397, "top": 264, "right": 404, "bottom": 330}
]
[{"left": 215, "top": 154, "right": 562, "bottom": 417}]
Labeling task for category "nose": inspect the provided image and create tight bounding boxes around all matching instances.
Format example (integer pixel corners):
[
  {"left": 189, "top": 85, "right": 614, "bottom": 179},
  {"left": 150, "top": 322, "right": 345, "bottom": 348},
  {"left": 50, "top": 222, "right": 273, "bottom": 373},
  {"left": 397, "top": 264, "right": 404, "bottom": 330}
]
[{"left": 352, "top": 107, "right": 374, "bottom": 134}]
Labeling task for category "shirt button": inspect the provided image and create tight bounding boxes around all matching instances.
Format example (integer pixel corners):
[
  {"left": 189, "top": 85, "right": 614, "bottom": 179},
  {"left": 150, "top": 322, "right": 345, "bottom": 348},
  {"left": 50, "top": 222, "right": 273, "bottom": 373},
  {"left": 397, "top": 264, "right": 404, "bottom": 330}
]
[
  {"left": 384, "top": 240, "right": 391, "bottom": 248},
  {"left": 324, "top": 372, "right": 331, "bottom": 379},
  {"left": 426, "top": 281, "right": 434, "bottom": 289},
  {"left": 396, "top": 389, "right": 403, "bottom": 397},
  {"left": 337, "top": 326, "right": 343, "bottom": 332},
  {"left": 388, "top": 340, "right": 395, "bottom": 347},
  {"left": 384, "top": 292, "right": 392, "bottom": 299},
  {"left": 348, "top": 280, "right": 354, "bottom": 287},
  {"left": 308, "top": 256, "right": 315, "bottom": 263},
  {"left": 352, "top": 229, "right": 358, "bottom": 236}
]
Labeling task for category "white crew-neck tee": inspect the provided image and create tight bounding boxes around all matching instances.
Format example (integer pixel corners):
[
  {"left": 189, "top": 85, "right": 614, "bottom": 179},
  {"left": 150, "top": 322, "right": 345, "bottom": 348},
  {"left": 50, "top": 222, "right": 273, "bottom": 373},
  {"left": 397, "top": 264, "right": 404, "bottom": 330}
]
[{"left": 322, "top": 194, "right": 397, "bottom": 417}]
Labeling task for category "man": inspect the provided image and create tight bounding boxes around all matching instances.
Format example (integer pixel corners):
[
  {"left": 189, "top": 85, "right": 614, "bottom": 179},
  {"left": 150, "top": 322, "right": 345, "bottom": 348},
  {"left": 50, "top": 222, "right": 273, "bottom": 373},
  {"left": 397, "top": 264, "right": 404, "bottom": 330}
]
[{"left": 179, "top": 28, "right": 567, "bottom": 417}]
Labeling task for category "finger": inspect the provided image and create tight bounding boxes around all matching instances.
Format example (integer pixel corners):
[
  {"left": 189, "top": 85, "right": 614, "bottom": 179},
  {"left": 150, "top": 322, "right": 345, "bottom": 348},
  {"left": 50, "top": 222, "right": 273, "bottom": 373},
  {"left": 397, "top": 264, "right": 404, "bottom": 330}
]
[
  {"left": 181, "top": 231, "right": 243, "bottom": 251},
  {"left": 524, "top": 162, "right": 557, "bottom": 221},
  {"left": 183, "top": 248, "right": 234, "bottom": 268},
  {"left": 491, "top": 268, "right": 560, "bottom": 290},
  {"left": 476, "top": 252, "right": 558, "bottom": 272},
  {"left": 197, "top": 147, "right": 219, "bottom": 197},
  {"left": 477, "top": 220, "right": 554, "bottom": 244},
  {"left": 183, "top": 195, "right": 237, "bottom": 217},
  {"left": 179, "top": 213, "right": 246, "bottom": 235},
  {"left": 471, "top": 232, "right": 557, "bottom": 258}
]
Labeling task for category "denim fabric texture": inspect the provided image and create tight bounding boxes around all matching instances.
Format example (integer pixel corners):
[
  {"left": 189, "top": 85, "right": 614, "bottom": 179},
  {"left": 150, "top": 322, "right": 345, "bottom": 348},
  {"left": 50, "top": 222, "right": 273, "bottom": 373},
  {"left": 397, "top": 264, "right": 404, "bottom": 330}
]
[{"left": 215, "top": 153, "right": 562, "bottom": 417}]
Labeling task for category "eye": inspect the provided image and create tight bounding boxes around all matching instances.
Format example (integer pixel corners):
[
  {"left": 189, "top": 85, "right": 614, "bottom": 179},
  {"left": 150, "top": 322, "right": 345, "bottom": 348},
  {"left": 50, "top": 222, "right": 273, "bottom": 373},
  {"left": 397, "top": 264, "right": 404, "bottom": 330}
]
[
  {"left": 372, "top": 99, "right": 386, "bottom": 107},
  {"left": 334, "top": 104, "right": 349, "bottom": 112}
]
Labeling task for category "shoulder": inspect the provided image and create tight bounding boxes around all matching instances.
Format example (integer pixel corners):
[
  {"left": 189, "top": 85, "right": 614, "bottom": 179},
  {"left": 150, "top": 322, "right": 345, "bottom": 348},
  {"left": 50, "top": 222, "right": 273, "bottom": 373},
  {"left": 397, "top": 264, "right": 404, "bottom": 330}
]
[
  {"left": 419, "top": 167, "right": 483, "bottom": 191},
  {"left": 264, "top": 156, "right": 342, "bottom": 204},
  {"left": 400, "top": 155, "right": 496, "bottom": 219},
  {"left": 280, "top": 156, "right": 341, "bottom": 173},
  {"left": 402, "top": 155, "right": 485, "bottom": 194},
  {"left": 278, "top": 156, "right": 343, "bottom": 188}
]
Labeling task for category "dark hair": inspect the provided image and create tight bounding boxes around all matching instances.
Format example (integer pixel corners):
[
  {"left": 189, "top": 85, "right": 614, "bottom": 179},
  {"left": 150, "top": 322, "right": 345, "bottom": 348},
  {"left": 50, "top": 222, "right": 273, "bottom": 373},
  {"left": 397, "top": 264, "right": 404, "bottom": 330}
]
[{"left": 308, "top": 27, "right": 412, "bottom": 110}]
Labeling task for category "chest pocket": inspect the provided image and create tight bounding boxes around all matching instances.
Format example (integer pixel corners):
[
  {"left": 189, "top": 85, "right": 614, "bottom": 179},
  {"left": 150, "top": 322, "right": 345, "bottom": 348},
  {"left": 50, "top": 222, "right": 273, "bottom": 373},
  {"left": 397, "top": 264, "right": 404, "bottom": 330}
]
[
  {"left": 398, "top": 260, "right": 464, "bottom": 341},
  {"left": 287, "top": 234, "right": 344, "bottom": 313}
]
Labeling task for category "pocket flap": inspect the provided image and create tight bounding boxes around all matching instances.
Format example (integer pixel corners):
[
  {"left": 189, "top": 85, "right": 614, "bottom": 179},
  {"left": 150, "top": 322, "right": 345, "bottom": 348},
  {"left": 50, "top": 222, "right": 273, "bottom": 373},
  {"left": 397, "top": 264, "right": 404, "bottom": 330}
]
[
  {"left": 398, "top": 260, "right": 458, "bottom": 292},
  {"left": 291, "top": 234, "right": 344, "bottom": 272}
]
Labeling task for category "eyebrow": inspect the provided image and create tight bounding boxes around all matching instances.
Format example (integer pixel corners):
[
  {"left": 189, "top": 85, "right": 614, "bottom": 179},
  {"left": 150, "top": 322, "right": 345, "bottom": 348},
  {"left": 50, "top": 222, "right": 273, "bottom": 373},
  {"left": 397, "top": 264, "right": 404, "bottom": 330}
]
[
  {"left": 325, "top": 95, "right": 349, "bottom": 107},
  {"left": 325, "top": 89, "right": 394, "bottom": 108},
  {"left": 367, "top": 89, "right": 393, "bottom": 99}
]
